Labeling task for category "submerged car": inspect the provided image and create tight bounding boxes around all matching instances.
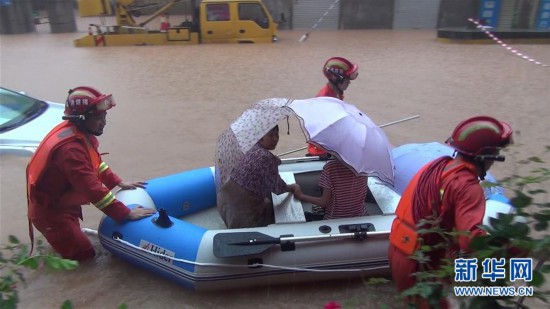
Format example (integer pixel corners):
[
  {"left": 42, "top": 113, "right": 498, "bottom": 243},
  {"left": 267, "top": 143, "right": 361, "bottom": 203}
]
[{"left": 0, "top": 87, "right": 64, "bottom": 156}]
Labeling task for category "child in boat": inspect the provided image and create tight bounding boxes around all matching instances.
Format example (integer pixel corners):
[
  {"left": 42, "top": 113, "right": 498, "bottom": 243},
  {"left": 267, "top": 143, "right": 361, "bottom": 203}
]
[
  {"left": 217, "top": 125, "right": 298, "bottom": 228},
  {"left": 293, "top": 155, "right": 369, "bottom": 219}
]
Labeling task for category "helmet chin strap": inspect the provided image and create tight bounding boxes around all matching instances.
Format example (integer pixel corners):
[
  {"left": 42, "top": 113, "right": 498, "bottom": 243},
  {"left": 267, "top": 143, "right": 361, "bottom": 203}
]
[
  {"left": 477, "top": 162, "right": 487, "bottom": 181},
  {"left": 330, "top": 81, "right": 344, "bottom": 96},
  {"left": 63, "top": 115, "right": 102, "bottom": 136},
  {"left": 328, "top": 71, "right": 346, "bottom": 97},
  {"left": 473, "top": 155, "right": 505, "bottom": 181}
]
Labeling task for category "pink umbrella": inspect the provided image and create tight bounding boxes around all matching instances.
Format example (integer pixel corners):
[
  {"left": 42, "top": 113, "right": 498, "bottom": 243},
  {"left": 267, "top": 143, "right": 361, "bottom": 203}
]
[
  {"left": 286, "top": 97, "right": 395, "bottom": 185},
  {"left": 215, "top": 98, "right": 293, "bottom": 190}
]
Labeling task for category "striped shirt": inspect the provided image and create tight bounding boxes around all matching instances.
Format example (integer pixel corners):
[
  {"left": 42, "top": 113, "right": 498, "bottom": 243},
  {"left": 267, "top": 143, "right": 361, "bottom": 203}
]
[{"left": 319, "top": 160, "right": 368, "bottom": 219}]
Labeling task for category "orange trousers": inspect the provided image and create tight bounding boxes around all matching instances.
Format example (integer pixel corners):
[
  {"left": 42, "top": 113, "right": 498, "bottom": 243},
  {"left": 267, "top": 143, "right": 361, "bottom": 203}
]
[
  {"left": 32, "top": 213, "right": 95, "bottom": 262},
  {"left": 388, "top": 244, "right": 449, "bottom": 309}
]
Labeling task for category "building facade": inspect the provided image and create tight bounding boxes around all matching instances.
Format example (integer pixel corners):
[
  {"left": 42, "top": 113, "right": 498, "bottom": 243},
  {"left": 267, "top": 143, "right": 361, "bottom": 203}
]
[{"left": 262, "top": 0, "right": 549, "bottom": 30}]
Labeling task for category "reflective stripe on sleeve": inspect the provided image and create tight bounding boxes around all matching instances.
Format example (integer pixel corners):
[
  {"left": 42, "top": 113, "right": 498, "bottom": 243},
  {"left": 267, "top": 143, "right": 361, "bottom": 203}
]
[
  {"left": 98, "top": 162, "right": 109, "bottom": 174},
  {"left": 94, "top": 191, "right": 115, "bottom": 210}
]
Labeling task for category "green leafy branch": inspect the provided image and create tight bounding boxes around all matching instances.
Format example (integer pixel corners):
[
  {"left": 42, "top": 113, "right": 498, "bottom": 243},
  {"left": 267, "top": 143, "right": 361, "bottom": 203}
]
[{"left": 1, "top": 235, "right": 78, "bottom": 309}]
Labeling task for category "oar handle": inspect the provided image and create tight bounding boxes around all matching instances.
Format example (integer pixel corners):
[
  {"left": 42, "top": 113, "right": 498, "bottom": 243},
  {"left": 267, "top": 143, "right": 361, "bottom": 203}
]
[
  {"left": 229, "top": 231, "right": 388, "bottom": 247},
  {"left": 280, "top": 230, "right": 388, "bottom": 243}
]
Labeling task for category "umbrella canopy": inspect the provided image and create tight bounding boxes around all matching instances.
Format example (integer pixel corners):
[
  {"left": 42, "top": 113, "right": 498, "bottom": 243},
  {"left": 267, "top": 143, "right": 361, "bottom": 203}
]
[
  {"left": 286, "top": 97, "right": 395, "bottom": 185},
  {"left": 392, "top": 142, "right": 502, "bottom": 198},
  {"left": 215, "top": 98, "right": 293, "bottom": 190}
]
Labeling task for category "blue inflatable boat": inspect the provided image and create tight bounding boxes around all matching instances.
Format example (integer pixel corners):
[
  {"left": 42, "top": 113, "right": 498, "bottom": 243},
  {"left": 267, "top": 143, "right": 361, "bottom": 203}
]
[{"left": 97, "top": 143, "right": 513, "bottom": 291}]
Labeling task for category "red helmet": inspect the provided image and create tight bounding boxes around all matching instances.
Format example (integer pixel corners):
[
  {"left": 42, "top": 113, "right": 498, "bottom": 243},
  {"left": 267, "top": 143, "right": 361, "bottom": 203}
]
[
  {"left": 323, "top": 57, "right": 359, "bottom": 83},
  {"left": 64, "top": 86, "right": 115, "bottom": 117},
  {"left": 446, "top": 116, "right": 513, "bottom": 158}
]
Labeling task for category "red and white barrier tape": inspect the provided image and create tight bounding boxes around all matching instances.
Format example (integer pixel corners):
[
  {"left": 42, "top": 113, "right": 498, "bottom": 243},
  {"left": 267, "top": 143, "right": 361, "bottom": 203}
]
[{"left": 468, "top": 18, "right": 549, "bottom": 67}]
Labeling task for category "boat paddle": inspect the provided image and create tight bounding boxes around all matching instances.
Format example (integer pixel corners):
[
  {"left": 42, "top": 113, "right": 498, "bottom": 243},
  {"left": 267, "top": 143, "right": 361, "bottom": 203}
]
[{"left": 213, "top": 230, "right": 387, "bottom": 258}]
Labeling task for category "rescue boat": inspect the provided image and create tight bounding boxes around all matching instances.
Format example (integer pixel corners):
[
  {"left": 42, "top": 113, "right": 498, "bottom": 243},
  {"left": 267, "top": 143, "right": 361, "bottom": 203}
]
[{"left": 97, "top": 143, "right": 513, "bottom": 291}]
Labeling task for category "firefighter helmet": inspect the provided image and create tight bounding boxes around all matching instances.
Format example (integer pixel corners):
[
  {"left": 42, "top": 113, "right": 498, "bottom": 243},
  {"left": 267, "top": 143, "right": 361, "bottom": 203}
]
[
  {"left": 64, "top": 86, "right": 115, "bottom": 117},
  {"left": 446, "top": 116, "right": 513, "bottom": 158},
  {"left": 322, "top": 57, "right": 359, "bottom": 83}
]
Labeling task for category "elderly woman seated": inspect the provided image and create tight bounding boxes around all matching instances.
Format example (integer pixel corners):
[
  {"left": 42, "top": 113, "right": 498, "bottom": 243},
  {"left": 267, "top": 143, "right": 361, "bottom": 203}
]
[{"left": 217, "top": 125, "right": 298, "bottom": 228}]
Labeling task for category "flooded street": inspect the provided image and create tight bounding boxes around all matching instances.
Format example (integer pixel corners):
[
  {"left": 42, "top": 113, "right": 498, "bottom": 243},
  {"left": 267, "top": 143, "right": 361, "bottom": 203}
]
[{"left": 1, "top": 17, "right": 549, "bottom": 308}]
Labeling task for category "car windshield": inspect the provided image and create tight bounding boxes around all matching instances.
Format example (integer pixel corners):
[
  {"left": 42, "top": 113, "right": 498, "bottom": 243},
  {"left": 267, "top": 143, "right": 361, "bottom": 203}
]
[{"left": 0, "top": 88, "right": 47, "bottom": 133}]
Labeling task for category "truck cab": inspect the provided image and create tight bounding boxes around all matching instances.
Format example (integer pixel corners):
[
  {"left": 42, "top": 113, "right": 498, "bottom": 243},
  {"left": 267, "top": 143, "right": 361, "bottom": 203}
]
[{"left": 198, "top": 0, "right": 277, "bottom": 43}]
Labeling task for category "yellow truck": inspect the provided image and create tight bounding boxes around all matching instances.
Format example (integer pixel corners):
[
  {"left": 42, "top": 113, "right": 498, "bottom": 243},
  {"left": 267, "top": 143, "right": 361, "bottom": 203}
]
[{"left": 74, "top": 0, "right": 278, "bottom": 47}]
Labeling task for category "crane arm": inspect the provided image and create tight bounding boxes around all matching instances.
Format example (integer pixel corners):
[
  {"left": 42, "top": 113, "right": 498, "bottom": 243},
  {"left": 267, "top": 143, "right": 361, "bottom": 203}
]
[
  {"left": 138, "top": 1, "right": 181, "bottom": 27},
  {"left": 115, "top": 0, "right": 138, "bottom": 27},
  {"left": 79, "top": 1, "right": 184, "bottom": 28}
]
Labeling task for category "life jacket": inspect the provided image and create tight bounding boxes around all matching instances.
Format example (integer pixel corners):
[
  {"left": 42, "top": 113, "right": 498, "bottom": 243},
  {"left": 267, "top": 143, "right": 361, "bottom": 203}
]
[
  {"left": 26, "top": 121, "right": 100, "bottom": 203},
  {"left": 389, "top": 159, "right": 477, "bottom": 255}
]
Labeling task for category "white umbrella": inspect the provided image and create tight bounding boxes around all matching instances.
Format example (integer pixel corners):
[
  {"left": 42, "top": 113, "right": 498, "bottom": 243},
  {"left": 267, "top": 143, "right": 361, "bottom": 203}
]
[{"left": 286, "top": 97, "right": 395, "bottom": 185}]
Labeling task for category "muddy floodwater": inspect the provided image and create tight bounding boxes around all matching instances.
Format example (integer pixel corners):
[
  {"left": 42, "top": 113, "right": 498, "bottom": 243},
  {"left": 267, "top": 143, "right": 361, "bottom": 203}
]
[{"left": 1, "top": 17, "right": 549, "bottom": 308}]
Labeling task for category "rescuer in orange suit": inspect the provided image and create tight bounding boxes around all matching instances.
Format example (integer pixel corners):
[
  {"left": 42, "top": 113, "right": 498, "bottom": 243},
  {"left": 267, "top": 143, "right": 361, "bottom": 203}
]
[
  {"left": 308, "top": 56, "right": 359, "bottom": 157},
  {"left": 388, "top": 116, "right": 514, "bottom": 308},
  {"left": 26, "top": 86, "right": 156, "bottom": 262}
]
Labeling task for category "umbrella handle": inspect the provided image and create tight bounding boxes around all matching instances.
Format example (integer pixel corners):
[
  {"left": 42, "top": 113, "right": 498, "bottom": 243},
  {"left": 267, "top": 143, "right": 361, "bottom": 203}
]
[{"left": 277, "top": 115, "right": 420, "bottom": 157}]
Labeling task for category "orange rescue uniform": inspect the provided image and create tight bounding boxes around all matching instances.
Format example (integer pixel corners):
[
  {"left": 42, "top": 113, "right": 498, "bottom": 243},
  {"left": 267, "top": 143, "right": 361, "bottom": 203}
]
[
  {"left": 316, "top": 84, "right": 343, "bottom": 100},
  {"left": 27, "top": 121, "right": 130, "bottom": 261},
  {"left": 388, "top": 157, "right": 486, "bottom": 308}
]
